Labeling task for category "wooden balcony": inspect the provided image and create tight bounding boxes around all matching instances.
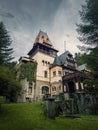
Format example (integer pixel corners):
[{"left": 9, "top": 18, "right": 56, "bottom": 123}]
[{"left": 62, "top": 71, "right": 86, "bottom": 81}]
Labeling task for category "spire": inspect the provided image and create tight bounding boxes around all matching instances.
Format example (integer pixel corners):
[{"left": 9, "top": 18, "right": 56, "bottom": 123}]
[
  {"left": 64, "top": 41, "right": 66, "bottom": 52},
  {"left": 27, "top": 30, "right": 59, "bottom": 56},
  {"left": 34, "top": 30, "right": 53, "bottom": 46}
]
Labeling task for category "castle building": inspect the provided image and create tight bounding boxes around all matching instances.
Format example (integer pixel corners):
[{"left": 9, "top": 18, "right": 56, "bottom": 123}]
[{"left": 19, "top": 31, "right": 87, "bottom": 102}]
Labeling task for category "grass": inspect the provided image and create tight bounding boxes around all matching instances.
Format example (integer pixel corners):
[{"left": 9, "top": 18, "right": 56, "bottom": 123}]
[{"left": 0, "top": 102, "right": 98, "bottom": 130}]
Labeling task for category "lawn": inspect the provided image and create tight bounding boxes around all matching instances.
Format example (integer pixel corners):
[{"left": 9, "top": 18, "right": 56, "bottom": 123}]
[{"left": 0, "top": 102, "right": 98, "bottom": 130}]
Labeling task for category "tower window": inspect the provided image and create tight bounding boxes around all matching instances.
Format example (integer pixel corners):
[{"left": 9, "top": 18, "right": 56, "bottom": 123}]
[
  {"left": 44, "top": 71, "right": 48, "bottom": 78},
  {"left": 42, "top": 36, "right": 44, "bottom": 39},
  {"left": 42, "top": 60, "right": 44, "bottom": 65},
  {"left": 48, "top": 62, "right": 50, "bottom": 66},
  {"left": 45, "top": 61, "right": 47, "bottom": 66}
]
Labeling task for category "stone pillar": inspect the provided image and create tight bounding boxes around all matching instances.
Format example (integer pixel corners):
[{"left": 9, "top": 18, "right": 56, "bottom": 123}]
[
  {"left": 81, "top": 83, "right": 84, "bottom": 90},
  {"left": 78, "top": 82, "right": 82, "bottom": 90},
  {"left": 45, "top": 98, "right": 55, "bottom": 119},
  {"left": 76, "top": 82, "right": 79, "bottom": 90},
  {"left": 64, "top": 85, "right": 67, "bottom": 92},
  {"left": 77, "top": 77, "right": 82, "bottom": 90}
]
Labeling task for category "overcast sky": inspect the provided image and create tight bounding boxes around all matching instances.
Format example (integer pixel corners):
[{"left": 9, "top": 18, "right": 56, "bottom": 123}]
[{"left": 0, "top": 0, "right": 85, "bottom": 61}]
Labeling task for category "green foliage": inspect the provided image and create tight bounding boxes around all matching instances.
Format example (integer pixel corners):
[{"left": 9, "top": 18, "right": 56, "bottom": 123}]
[
  {"left": 83, "top": 48, "right": 98, "bottom": 91},
  {"left": 0, "top": 96, "right": 5, "bottom": 108},
  {"left": 74, "top": 53, "right": 87, "bottom": 65},
  {"left": 83, "top": 78, "right": 95, "bottom": 92},
  {"left": 0, "top": 21, "right": 21, "bottom": 102},
  {"left": 85, "top": 48, "right": 98, "bottom": 73},
  {"left": 88, "top": 103, "right": 98, "bottom": 115},
  {"left": 77, "top": 0, "right": 98, "bottom": 46},
  {"left": 77, "top": 0, "right": 98, "bottom": 93},
  {"left": 0, "top": 103, "right": 98, "bottom": 130},
  {"left": 0, "top": 21, "right": 14, "bottom": 65},
  {"left": 0, "top": 96, "right": 5, "bottom": 103},
  {"left": 19, "top": 62, "right": 37, "bottom": 83},
  {"left": 75, "top": 49, "right": 98, "bottom": 92},
  {"left": 0, "top": 66, "right": 22, "bottom": 102}
]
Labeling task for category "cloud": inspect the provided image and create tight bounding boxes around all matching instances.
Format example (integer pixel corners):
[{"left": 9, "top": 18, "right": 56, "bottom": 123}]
[
  {"left": 0, "top": 12, "right": 14, "bottom": 18},
  {"left": 47, "top": 0, "right": 85, "bottom": 55},
  {"left": 0, "top": 7, "right": 14, "bottom": 19},
  {"left": 0, "top": 0, "right": 85, "bottom": 61}
]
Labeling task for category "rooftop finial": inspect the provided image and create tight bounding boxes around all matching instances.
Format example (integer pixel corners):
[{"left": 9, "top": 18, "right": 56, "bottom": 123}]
[{"left": 64, "top": 41, "right": 66, "bottom": 52}]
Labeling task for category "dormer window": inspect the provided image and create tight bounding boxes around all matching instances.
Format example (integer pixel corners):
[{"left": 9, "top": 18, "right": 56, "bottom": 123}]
[
  {"left": 47, "top": 38, "right": 49, "bottom": 41},
  {"left": 68, "top": 53, "right": 72, "bottom": 57},
  {"left": 42, "top": 36, "right": 44, "bottom": 39}
]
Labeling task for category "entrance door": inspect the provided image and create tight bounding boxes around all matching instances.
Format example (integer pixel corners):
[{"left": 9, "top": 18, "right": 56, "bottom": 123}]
[
  {"left": 42, "top": 86, "right": 49, "bottom": 94},
  {"left": 68, "top": 81, "right": 75, "bottom": 93}
]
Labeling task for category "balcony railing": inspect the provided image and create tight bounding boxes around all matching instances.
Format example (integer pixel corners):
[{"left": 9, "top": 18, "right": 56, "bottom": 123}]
[{"left": 62, "top": 71, "right": 86, "bottom": 80}]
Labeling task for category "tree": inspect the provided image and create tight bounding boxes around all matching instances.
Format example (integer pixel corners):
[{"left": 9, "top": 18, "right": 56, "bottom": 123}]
[
  {"left": 0, "top": 21, "right": 14, "bottom": 65},
  {"left": 0, "top": 66, "right": 22, "bottom": 102},
  {"left": 0, "top": 21, "right": 21, "bottom": 102},
  {"left": 74, "top": 52, "right": 87, "bottom": 66},
  {"left": 77, "top": 0, "right": 98, "bottom": 92},
  {"left": 77, "top": 0, "right": 98, "bottom": 48}
]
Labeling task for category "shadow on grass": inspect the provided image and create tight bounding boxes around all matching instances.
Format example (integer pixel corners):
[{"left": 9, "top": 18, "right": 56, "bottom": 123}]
[{"left": 0, "top": 104, "right": 11, "bottom": 117}]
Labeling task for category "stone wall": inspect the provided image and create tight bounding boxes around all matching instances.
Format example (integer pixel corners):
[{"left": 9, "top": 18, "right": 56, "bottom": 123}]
[{"left": 35, "top": 80, "right": 50, "bottom": 101}]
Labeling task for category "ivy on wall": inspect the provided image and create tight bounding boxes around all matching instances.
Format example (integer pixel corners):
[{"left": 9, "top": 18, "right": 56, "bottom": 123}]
[{"left": 19, "top": 62, "right": 37, "bottom": 83}]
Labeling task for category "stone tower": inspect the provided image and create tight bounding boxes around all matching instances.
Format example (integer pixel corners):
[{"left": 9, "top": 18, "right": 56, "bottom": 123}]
[{"left": 27, "top": 31, "right": 58, "bottom": 100}]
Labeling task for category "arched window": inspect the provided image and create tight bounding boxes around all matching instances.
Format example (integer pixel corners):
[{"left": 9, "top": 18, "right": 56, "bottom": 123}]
[
  {"left": 42, "top": 86, "right": 49, "bottom": 94},
  {"left": 45, "top": 61, "right": 47, "bottom": 66},
  {"left": 48, "top": 62, "right": 50, "bottom": 65},
  {"left": 52, "top": 86, "right": 56, "bottom": 91},
  {"left": 42, "top": 60, "right": 44, "bottom": 65}
]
